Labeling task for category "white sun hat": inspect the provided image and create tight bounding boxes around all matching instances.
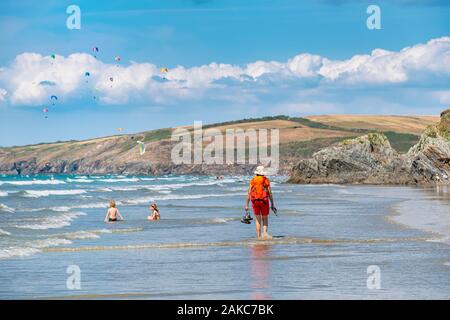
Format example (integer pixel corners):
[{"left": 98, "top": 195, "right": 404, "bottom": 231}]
[{"left": 254, "top": 165, "right": 268, "bottom": 176}]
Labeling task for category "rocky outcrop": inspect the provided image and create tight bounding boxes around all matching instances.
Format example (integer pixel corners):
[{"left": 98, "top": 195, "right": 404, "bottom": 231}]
[
  {"left": 405, "top": 108, "right": 450, "bottom": 184},
  {"left": 289, "top": 109, "right": 450, "bottom": 185}
]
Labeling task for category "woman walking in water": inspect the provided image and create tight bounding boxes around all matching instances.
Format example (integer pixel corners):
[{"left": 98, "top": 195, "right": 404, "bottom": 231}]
[{"left": 244, "top": 165, "right": 277, "bottom": 239}]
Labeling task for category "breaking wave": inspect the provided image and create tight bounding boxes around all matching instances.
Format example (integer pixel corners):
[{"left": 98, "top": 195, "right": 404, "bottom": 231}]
[
  {"left": 0, "top": 238, "right": 72, "bottom": 259},
  {"left": 0, "top": 228, "right": 11, "bottom": 236},
  {"left": 66, "top": 178, "right": 94, "bottom": 183},
  {"left": 0, "top": 203, "right": 15, "bottom": 213},
  {"left": 98, "top": 178, "right": 141, "bottom": 183},
  {"left": 0, "top": 179, "right": 66, "bottom": 186},
  {"left": 13, "top": 212, "right": 86, "bottom": 230},
  {"left": 23, "top": 189, "right": 87, "bottom": 198},
  {"left": 123, "top": 192, "right": 245, "bottom": 205}
]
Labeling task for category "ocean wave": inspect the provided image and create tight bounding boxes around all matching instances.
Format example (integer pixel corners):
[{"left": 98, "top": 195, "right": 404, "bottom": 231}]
[
  {"left": 59, "top": 202, "right": 106, "bottom": 210},
  {"left": 43, "top": 236, "right": 433, "bottom": 253},
  {"left": 123, "top": 192, "right": 245, "bottom": 205},
  {"left": 66, "top": 178, "right": 94, "bottom": 183},
  {"left": 11, "top": 190, "right": 244, "bottom": 214},
  {"left": 100, "top": 179, "right": 234, "bottom": 191},
  {"left": 50, "top": 227, "right": 144, "bottom": 240},
  {"left": 98, "top": 178, "right": 140, "bottom": 183},
  {"left": 97, "top": 187, "right": 113, "bottom": 192},
  {"left": 104, "top": 186, "right": 143, "bottom": 192},
  {"left": 23, "top": 189, "right": 87, "bottom": 198},
  {"left": 0, "top": 203, "right": 15, "bottom": 213},
  {"left": 0, "top": 179, "right": 66, "bottom": 186},
  {"left": 0, "top": 238, "right": 72, "bottom": 259},
  {"left": 0, "top": 228, "right": 11, "bottom": 236},
  {"left": 28, "top": 201, "right": 107, "bottom": 213},
  {"left": 166, "top": 180, "right": 235, "bottom": 189},
  {"left": 106, "top": 185, "right": 171, "bottom": 192},
  {"left": 157, "top": 176, "right": 187, "bottom": 180},
  {"left": 54, "top": 230, "right": 101, "bottom": 240},
  {"left": 13, "top": 212, "right": 86, "bottom": 230},
  {"left": 0, "top": 226, "right": 145, "bottom": 259}
]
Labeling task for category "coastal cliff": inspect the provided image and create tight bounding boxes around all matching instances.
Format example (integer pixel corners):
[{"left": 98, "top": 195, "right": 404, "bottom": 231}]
[
  {"left": 288, "top": 109, "right": 450, "bottom": 185},
  {"left": 0, "top": 114, "right": 440, "bottom": 177}
]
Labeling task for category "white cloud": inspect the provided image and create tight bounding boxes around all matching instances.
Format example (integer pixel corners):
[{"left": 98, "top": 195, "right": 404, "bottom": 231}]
[
  {"left": 0, "top": 88, "right": 7, "bottom": 103},
  {"left": 319, "top": 37, "right": 450, "bottom": 84},
  {"left": 0, "top": 37, "right": 449, "bottom": 107},
  {"left": 287, "top": 53, "right": 325, "bottom": 77}
]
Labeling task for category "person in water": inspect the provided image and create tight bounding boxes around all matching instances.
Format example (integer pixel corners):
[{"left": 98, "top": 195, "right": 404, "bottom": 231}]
[
  {"left": 148, "top": 202, "right": 161, "bottom": 221},
  {"left": 244, "top": 165, "right": 277, "bottom": 239},
  {"left": 104, "top": 200, "right": 125, "bottom": 223}
]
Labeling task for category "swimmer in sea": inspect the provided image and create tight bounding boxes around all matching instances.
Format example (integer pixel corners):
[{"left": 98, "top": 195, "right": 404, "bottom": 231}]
[
  {"left": 147, "top": 202, "right": 161, "bottom": 221},
  {"left": 104, "top": 200, "right": 125, "bottom": 223}
]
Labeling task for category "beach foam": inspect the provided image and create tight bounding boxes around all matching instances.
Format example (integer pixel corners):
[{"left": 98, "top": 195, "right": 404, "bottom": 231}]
[
  {"left": 0, "top": 238, "right": 72, "bottom": 259},
  {"left": 0, "top": 179, "right": 66, "bottom": 186},
  {"left": 23, "top": 189, "right": 87, "bottom": 198},
  {"left": 14, "top": 212, "right": 86, "bottom": 230},
  {"left": 66, "top": 178, "right": 94, "bottom": 183},
  {"left": 123, "top": 192, "right": 245, "bottom": 205},
  {"left": 98, "top": 187, "right": 113, "bottom": 192},
  {"left": 98, "top": 178, "right": 140, "bottom": 183},
  {"left": 50, "top": 227, "right": 143, "bottom": 240},
  {"left": 0, "top": 227, "right": 146, "bottom": 259},
  {"left": 24, "top": 201, "right": 106, "bottom": 213},
  {"left": 0, "top": 228, "right": 11, "bottom": 236},
  {"left": 44, "top": 202, "right": 106, "bottom": 212},
  {"left": 0, "top": 203, "right": 15, "bottom": 213}
]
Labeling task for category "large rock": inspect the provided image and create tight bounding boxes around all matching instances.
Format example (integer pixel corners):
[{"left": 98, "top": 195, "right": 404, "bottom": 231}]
[
  {"left": 288, "top": 133, "right": 410, "bottom": 184},
  {"left": 406, "top": 109, "right": 450, "bottom": 184},
  {"left": 289, "top": 110, "right": 450, "bottom": 185}
]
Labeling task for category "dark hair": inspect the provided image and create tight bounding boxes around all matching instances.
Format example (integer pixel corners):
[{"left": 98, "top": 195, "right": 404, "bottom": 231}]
[{"left": 151, "top": 203, "right": 159, "bottom": 213}]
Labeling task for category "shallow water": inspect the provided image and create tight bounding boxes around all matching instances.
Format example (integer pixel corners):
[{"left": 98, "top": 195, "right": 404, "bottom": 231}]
[{"left": 0, "top": 174, "right": 449, "bottom": 299}]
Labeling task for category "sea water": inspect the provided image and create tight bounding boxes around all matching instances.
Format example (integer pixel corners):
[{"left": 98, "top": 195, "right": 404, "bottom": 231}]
[{"left": 0, "top": 174, "right": 449, "bottom": 299}]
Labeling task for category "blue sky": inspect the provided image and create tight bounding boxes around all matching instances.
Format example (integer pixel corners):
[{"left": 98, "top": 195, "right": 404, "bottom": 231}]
[{"left": 0, "top": 0, "right": 449, "bottom": 146}]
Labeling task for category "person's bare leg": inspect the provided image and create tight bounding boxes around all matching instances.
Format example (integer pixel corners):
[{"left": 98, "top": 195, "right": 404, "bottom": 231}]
[
  {"left": 254, "top": 215, "right": 262, "bottom": 238},
  {"left": 262, "top": 216, "right": 271, "bottom": 238}
]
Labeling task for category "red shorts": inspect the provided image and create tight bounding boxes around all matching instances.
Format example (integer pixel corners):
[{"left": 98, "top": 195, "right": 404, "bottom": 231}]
[{"left": 251, "top": 199, "right": 270, "bottom": 216}]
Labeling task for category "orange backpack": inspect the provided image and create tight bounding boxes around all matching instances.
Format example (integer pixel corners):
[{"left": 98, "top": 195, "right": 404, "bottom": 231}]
[{"left": 250, "top": 176, "right": 270, "bottom": 201}]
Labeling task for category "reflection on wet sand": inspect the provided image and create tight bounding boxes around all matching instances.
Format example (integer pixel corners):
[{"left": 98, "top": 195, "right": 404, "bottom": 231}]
[
  {"left": 250, "top": 244, "right": 271, "bottom": 300},
  {"left": 435, "top": 184, "right": 450, "bottom": 196}
]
